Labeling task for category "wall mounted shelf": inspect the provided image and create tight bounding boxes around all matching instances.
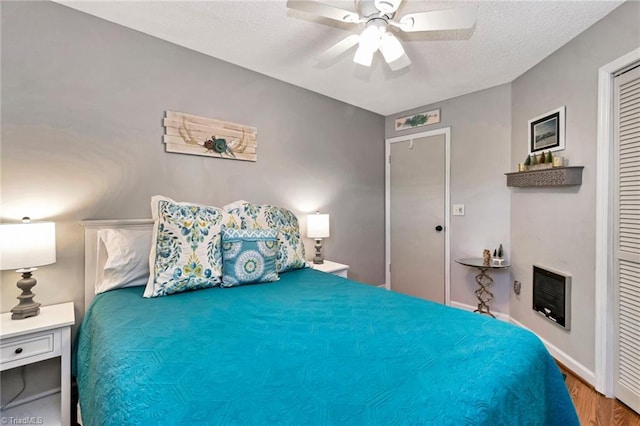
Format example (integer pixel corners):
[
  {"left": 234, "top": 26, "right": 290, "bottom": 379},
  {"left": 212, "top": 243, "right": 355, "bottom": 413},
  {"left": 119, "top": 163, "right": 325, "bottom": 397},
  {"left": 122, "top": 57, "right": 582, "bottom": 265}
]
[{"left": 505, "top": 166, "right": 584, "bottom": 187}]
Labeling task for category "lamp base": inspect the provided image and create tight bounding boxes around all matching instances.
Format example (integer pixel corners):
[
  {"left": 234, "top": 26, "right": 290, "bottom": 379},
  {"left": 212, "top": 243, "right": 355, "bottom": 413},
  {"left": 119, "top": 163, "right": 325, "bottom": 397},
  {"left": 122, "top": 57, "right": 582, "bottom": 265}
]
[
  {"left": 11, "top": 269, "right": 41, "bottom": 320},
  {"left": 11, "top": 305, "right": 41, "bottom": 320},
  {"left": 312, "top": 239, "right": 324, "bottom": 264}
]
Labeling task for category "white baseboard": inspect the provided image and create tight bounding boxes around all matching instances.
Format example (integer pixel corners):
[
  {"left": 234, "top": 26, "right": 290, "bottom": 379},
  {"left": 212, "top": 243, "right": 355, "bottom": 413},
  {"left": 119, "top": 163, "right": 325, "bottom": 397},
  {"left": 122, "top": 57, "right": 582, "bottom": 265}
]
[
  {"left": 448, "top": 301, "right": 510, "bottom": 322},
  {"left": 449, "top": 301, "right": 596, "bottom": 388},
  {"left": 509, "top": 317, "right": 596, "bottom": 387},
  {"left": 1, "top": 387, "right": 61, "bottom": 410}
]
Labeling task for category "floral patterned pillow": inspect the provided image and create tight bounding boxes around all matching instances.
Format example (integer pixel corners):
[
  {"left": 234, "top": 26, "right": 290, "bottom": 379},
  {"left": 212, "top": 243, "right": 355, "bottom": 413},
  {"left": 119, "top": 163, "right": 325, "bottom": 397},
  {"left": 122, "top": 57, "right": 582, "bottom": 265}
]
[
  {"left": 224, "top": 200, "right": 308, "bottom": 273},
  {"left": 221, "top": 228, "right": 279, "bottom": 287},
  {"left": 144, "top": 196, "right": 240, "bottom": 298}
]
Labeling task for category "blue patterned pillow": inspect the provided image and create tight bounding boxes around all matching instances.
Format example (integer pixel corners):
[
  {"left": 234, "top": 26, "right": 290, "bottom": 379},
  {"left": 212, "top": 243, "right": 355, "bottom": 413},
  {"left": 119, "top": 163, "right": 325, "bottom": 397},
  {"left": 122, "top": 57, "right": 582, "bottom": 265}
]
[
  {"left": 221, "top": 228, "right": 279, "bottom": 287},
  {"left": 144, "top": 196, "right": 240, "bottom": 298},
  {"left": 223, "top": 200, "right": 308, "bottom": 273}
]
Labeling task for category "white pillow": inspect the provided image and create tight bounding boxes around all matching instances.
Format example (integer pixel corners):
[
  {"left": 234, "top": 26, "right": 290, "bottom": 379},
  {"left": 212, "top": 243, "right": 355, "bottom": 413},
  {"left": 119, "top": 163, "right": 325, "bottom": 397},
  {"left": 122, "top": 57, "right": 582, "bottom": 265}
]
[{"left": 97, "top": 228, "right": 152, "bottom": 294}]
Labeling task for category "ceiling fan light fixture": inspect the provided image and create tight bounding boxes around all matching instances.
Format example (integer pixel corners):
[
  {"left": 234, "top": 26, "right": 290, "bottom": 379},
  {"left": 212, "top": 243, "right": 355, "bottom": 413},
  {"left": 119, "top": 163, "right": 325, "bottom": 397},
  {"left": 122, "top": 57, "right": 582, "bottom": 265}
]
[
  {"left": 359, "top": 24, "right": 383, "bottom": 52},
  {"left": 287, "top": 0, "right": 479, "bottom": 73},
  {"left": 374, "top": 0, "right": 402, "bottom": 14},
  {"left": 353, "top": 44, "right": 375, "bottom": 66},
  {"left": 380, "top": 32, "right": 404, "bottom": 63},
  {"left": 387, "top": 52, "right": 411, "bottom": 71}
]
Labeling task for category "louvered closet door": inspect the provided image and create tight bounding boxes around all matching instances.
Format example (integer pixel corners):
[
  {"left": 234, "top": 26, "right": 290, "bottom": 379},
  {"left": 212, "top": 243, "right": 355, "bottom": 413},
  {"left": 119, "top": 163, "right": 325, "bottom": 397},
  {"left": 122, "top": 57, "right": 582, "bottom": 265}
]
[{"left": 614, "top": 64, "right": 640, "bottom": 413}]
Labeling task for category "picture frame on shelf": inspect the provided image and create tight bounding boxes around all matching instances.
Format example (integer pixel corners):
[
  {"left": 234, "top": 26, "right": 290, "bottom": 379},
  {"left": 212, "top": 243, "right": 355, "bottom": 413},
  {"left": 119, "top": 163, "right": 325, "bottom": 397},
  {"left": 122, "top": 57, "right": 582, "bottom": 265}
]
[{"left": 528, "top": 106, "right": 565, "bottom": 155}]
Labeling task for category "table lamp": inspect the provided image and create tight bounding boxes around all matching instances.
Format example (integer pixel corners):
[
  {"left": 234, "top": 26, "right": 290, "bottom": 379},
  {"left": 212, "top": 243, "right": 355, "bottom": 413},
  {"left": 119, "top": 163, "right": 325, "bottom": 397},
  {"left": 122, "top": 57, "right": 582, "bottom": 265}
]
[
  {"left": 307, "top": 212, "right": 330, "bottom": 264},
  {"left": 0, "top": 218, "right": 56, "bottom": 319}
]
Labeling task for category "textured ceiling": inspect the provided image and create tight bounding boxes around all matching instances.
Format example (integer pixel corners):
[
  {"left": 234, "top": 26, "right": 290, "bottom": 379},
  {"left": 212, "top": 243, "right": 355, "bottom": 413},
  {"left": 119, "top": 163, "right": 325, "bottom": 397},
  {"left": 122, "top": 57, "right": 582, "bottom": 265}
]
[{"left": 55, "top": 0, "right": 624, "bottom": 116}]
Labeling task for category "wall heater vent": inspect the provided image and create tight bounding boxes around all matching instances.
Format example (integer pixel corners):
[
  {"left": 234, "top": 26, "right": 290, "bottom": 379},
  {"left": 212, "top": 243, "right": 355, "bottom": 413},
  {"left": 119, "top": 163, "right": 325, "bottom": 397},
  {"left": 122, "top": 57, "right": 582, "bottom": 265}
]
[{"left": 532, "top": 265, "right": 571, "bottom": 329}]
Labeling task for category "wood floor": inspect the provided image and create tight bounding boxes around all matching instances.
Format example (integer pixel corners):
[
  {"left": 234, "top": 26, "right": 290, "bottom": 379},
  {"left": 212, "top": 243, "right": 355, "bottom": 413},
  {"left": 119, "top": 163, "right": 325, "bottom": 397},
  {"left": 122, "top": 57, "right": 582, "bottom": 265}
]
[{"left": 559, "top": 365, "right": 640, "bottom": 426}]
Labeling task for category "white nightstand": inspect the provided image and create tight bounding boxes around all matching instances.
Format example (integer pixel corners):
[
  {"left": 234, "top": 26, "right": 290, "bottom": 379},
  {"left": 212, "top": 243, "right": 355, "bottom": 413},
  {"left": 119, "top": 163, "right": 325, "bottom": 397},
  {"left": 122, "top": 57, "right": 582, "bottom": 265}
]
[
  {"left": 312, "top": 260, "right": 349, "bottom": 278},
  {"left": 0, "top": 302, "right": 75, "bottom": 426}
]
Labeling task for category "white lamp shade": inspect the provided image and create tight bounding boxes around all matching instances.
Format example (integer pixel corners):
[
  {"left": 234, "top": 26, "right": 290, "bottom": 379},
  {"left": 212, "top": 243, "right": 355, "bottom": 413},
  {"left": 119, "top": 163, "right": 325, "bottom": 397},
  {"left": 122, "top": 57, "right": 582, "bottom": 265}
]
[
  {"left": 387, "top": 52, "right": 412, "bottom": 71},
  {"left": 0, "top": 221, "right": 56, "bottom": 270},
  {"left": 380, "top": 33, "right": 405, "bottom": 63},
  {"left": 307, "top": 214, "right": 330, "bottom": 239},
  {"left": 353, "top": 44, "right": 375, "bottom": 67},
  {"left": 358, "top": 25, "right": 382, "bottom": 53}
]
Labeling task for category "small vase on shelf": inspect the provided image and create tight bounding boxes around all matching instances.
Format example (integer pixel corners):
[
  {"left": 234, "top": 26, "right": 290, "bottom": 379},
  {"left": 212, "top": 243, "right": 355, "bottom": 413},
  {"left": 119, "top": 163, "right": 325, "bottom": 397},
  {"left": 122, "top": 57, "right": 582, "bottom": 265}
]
[{"left": 491, "top": 244, "right": 504, "bottom": 265}]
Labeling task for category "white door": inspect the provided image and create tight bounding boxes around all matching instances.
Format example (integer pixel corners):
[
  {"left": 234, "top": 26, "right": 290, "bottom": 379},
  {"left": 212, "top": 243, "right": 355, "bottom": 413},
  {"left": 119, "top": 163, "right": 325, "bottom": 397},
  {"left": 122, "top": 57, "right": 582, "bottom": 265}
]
[
  {"left": 386, "top": 129, "right": 449, "bottom": 303},
  {"left": 614, "top": 64, "right": 640, "bottom": 413}
]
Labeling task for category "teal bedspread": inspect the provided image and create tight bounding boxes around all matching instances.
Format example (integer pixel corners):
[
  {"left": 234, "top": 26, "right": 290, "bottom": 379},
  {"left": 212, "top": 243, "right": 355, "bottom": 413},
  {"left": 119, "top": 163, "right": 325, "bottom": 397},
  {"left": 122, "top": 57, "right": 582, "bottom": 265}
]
[{"left": 74, "top": 268, "right": 578, "bottom": 425}]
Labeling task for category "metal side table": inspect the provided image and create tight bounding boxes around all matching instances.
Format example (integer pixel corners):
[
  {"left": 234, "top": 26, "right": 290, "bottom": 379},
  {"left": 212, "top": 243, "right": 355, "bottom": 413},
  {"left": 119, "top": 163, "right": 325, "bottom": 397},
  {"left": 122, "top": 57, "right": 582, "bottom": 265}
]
[{"left": 455, "top": 257, "right": 510, "bottom": 318}]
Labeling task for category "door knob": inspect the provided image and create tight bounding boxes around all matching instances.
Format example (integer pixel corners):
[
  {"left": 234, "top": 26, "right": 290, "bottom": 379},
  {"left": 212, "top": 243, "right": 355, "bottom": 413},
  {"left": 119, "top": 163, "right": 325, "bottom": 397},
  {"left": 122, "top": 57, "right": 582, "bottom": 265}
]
[{"left": 435, "top": 225, "right": 443, "bottom": 232}]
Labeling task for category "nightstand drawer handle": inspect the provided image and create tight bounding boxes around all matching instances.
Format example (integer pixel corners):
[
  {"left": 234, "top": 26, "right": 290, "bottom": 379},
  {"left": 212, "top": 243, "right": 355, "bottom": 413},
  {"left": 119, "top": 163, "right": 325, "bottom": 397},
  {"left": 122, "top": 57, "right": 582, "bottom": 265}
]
[{"left": 14, "top": 347, "right": 23, "bottom": 354}]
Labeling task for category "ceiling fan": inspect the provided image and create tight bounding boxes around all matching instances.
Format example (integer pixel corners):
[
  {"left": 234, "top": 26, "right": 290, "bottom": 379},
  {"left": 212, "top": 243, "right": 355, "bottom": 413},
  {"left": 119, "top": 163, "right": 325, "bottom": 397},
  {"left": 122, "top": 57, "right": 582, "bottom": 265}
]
[{"left": 286, "top": 0, "right": 477, "bottom": 71}]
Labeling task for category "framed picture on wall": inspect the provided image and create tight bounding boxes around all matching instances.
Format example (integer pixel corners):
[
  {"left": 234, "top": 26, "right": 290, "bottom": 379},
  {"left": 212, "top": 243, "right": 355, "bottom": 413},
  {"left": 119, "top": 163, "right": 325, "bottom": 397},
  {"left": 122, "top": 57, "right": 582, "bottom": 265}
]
[
  {"left": 395, "top": 108, "right": 440, "bottom": 131},
  {"left": 528, "top": 106, "right": 565, "bottom": 155}
]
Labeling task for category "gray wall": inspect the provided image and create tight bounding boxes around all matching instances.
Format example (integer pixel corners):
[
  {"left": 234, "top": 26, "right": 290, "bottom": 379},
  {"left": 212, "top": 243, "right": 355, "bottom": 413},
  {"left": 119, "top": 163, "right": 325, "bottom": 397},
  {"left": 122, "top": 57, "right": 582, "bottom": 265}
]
[
  {"left": 510, "top": 1, "right": 640, "bottom": 373},
  {"left": 0, "top": 1, "right": 385, "bottom": 315},
  {"left": 385, "top": 1, "right": 640, "bottom": 378},
  {"left": 385, "top": 84, "right": 512, "bottom": 315}
]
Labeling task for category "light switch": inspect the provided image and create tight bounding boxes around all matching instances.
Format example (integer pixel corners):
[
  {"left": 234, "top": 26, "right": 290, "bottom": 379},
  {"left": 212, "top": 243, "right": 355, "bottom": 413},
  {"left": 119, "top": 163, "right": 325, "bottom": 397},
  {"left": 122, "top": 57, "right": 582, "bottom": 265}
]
[{"left": 453, "top": 204, "right": 465, "bottom": 216}]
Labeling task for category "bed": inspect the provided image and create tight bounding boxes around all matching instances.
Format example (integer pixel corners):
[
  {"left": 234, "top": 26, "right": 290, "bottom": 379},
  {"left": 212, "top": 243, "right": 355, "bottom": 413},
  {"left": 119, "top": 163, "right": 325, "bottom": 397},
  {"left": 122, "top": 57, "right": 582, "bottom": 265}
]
[{"left": 74, "top": 219, "right": 579, "bottom": 425}]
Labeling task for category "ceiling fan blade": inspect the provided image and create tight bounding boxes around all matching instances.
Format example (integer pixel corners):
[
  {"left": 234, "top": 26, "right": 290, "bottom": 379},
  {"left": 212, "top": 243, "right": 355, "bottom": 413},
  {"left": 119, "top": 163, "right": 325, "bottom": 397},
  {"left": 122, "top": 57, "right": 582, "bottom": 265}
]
[
  {"left": 397, "top": 7, "right": 477, "bottom": 32},
  {"left": 374, "top": 0, "right": 403, "bottom": 14},
  {"left": 286, "top": 0, "right": 361, "bottom": 23},
  {"left": 317, "top": 34, "right": 360, "bottom": 62}
]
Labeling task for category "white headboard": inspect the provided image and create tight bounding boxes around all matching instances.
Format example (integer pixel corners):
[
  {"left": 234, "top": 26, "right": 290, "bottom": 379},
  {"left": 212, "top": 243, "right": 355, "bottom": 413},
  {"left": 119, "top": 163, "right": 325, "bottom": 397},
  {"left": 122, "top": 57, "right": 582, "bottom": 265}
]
[{"left": 80, "top": 219, "right": 153, "bottom": 312}]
